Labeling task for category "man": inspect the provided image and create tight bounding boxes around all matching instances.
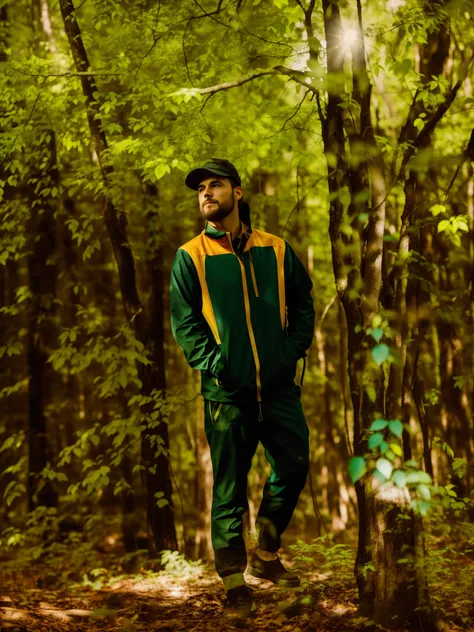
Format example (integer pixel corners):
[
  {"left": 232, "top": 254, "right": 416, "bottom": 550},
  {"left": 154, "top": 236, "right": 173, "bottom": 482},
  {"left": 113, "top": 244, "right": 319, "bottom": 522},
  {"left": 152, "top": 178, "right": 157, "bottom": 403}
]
[{"left": 170, "top": 159, "right": 314, "bottom": 619}]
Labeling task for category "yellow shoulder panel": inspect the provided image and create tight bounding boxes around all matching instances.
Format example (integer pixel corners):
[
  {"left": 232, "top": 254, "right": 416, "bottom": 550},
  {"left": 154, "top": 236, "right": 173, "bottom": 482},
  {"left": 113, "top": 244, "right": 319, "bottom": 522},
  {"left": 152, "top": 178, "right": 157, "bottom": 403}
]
[
  {"left": 248, "top": 229, "right": 285, "bottom": 249},
  {"left": 179, "top": 233, "right": 223, "bottom": 344}
]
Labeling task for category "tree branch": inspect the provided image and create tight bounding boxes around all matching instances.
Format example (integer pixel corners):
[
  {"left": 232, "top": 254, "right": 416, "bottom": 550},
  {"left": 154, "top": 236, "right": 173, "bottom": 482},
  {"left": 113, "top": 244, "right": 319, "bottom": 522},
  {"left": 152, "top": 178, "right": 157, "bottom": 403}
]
[
  {"left": 175, "top": 66, "right": 319, "bottom": 99},
  {"left": 192, "top": 70, "right": 277, "bottom": 95},
  {"left": 15, "top": 70, "right": 125, "bottom": 77}
]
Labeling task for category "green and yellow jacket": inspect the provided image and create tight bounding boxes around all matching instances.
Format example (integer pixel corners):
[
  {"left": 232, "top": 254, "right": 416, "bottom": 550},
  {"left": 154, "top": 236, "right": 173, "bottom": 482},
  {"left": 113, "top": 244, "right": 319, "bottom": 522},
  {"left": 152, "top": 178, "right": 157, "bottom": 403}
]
[{"left": 170, "top": 222, "right": 314, "bottom": 404}]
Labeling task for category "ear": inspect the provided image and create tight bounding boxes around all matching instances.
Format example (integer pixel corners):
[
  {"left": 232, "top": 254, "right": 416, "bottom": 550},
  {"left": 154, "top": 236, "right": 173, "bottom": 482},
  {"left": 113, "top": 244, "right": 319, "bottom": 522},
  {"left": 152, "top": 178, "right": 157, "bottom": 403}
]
[{"left": 234, "top": 186, "right": 243, "bottom": 201}]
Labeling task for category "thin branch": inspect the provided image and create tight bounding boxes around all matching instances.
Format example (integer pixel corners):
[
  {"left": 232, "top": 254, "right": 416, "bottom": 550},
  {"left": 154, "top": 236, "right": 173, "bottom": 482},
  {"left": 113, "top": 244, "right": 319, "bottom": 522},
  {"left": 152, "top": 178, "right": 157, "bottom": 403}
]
[
  {"left": 192, "top": 70, "right": 276, "bottom": 95},
  {"left": 444, "top": 127, "right": 474, "bottom": 198},
  {"left": 236, "top": 10, "right": 296, "bottom": 51},
  {"left": 266, "top": 89, "right": 310, "bottom": 138},
  {"left": 280, "top": 89, "right": 309, "bottom": 131},
  {"left": 193, "top": 0, "right": 226, "bottom": 25},
  {"left": 134, "top": 34, "right": 164, "bottom": 80},
  {"left": 274, "top": 65, "right": 318, "bottom": 94},
  {"left": 280, "top": 175, "right": 327, "bottom": 238},
  {"left": 182, "top": 0, "right": 228, "bottom": 87},
  {"left": 14, "top": 70, "right": 125, "bottom": 77},
  {"left": 395, "top": 52, "right": 474, "bottom": 183},
  {"left": 317, "top": 294, "right": 338, "bottom": 328},
  {"left": 199, "top": 93, "right": 214, "bottom": 112}
]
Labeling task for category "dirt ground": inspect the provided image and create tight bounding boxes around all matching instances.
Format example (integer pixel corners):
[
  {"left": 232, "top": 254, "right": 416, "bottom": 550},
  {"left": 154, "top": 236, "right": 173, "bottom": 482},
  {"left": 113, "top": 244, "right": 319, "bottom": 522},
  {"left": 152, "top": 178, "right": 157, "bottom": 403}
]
[{"left": 1, "top": 562, "right": 473, "bottom": 632}]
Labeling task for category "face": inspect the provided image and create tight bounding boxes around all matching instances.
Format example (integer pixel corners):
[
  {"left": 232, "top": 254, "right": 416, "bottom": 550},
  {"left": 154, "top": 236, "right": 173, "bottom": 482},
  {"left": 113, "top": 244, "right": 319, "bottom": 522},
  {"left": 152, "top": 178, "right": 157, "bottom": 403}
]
[{"left": 197, "top": 177, "right": 242, "bottom": 222}]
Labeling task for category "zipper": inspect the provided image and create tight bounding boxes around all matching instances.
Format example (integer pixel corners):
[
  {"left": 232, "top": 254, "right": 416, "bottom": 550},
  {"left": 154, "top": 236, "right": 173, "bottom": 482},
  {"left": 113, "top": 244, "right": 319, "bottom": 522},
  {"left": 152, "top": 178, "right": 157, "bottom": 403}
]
[
  {"left": 226, "top": 232, "right": 262, "bottom": 407},
  {"left": 249, "top": 250, "right": 259, "bottom": 298}
]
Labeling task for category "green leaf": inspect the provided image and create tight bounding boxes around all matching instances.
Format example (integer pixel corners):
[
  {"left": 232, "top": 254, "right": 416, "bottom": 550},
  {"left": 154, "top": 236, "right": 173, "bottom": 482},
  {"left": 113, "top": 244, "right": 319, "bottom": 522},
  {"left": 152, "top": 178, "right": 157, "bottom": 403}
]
[
  {"left": 437, "top": 219, "right": 450, "bottom": 234},
  {"left": 430, "top": 204, "right": 446, "bottom": 216},
  {"left": 373, "top": 469, "right": 386, "bottom": 484},
  {"left": 349, "top": 456, "right": 366, "bottom": 483},
  {"left": 365, "top": 386, "right": 376, "bottom": 402},
  {"left": 372, "top": 344, "right": 389, "bottom": 365},
  {"left": 370, "top": 419, "right": 388, "bottom": 432},
  {"left": 414, "top": 499, "right": 431, "bottom": 516},
  {"left": 157, "top": 498, "right": 169, "bottom": 508},
  {"left": 390, "top": 443, "right": 403, "bottom": 457},
  {"left": 392, "top": 470, "right": 407, "bottom": 489},
  {"left": 371, "top": 328, "right": 384, "bottom": 342},
  {"left": 376, "top": 458, "right": 393, "bottom": 479},
  {"left": 406, "top": 470, "right": 432, "bottom": 485},
  {"left": 388, "top": 420, "right": 403, "bottom": 438},
  {"left": 154, "top": 164, "right": 169, "bottom": 180},
  {"left": 418, "top": 484, "right": 431, "bottom": 500},
  {"left": 368, "top": 432, "right": 383, "bottom": 449}
]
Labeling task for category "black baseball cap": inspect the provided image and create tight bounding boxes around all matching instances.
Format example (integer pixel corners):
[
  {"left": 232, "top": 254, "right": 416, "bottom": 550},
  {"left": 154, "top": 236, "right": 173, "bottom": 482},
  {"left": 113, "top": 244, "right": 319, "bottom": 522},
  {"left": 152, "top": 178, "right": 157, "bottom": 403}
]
[{"left": 185, "top": 159, "right": 241, "bottom": 190}]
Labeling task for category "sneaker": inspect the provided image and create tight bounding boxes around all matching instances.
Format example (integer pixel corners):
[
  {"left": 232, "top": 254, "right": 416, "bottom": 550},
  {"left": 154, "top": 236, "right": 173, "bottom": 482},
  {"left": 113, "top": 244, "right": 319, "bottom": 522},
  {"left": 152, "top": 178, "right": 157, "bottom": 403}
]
[
  {"left": 223, "top": 584, "right": 253, "bottom": 623},
  {"left": 247, "top": 552, "right": 300, "bottom": 588}
]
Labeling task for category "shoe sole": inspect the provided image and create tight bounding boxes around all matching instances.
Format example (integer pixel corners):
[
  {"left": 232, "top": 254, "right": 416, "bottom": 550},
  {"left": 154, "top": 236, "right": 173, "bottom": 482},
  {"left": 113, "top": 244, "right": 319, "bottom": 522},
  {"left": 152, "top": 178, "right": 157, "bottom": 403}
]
[{"left": 247, "top": 566, "right": 300, "bottom": 588}]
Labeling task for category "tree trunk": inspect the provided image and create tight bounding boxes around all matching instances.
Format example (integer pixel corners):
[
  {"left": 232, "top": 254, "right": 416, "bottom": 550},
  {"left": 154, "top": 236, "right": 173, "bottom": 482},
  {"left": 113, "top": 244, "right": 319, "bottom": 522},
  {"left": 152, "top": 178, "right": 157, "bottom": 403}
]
[
  {"left": 143, "top": 184, "right": 176, "bottom": 555},
  {"left": 27, "top": 132, "right": 59, "bottom": 510},
  {"left": 315, "top": 302, "right": 345, "bottom": 530},
  {"left": 194, "top": 396, "right": 213, "bottom": 560},
  {"left": 315, "top": 0, "right": 438, "bottom": 627},
  {"left": 58, "top": 0, "right": 177, "bottom": 554}
]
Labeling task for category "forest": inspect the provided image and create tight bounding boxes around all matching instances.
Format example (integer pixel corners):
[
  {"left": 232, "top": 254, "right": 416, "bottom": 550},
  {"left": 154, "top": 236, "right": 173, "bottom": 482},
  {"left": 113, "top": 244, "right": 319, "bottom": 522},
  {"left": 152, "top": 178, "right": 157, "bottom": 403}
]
[{"left": 0, "top": 0, "right": 473, "bottom": 630}]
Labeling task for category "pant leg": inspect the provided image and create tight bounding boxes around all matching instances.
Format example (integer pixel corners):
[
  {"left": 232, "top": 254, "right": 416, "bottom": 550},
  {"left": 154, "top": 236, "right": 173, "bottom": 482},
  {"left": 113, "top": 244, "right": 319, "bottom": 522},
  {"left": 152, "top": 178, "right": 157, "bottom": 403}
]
[
  {"left": 204, "top": 399, "right": 259, "bottom": 586},
  {"left": 256, "top": 386, "right": 309, "bottom": 552}
]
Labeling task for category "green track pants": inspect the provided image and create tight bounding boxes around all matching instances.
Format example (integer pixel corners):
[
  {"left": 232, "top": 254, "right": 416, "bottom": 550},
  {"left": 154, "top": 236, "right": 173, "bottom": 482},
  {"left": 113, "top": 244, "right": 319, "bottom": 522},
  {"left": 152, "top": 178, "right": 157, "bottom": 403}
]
[{"left": 204, "top": 385, "right": 309, "bottom": 588}]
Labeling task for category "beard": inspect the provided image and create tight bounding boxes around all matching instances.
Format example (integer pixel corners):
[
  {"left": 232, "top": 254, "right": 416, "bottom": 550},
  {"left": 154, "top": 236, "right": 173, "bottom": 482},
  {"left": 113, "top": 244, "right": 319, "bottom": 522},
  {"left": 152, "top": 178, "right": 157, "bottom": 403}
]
[{"left": 200, "top": 193, "right": 235, "bottom": 222}]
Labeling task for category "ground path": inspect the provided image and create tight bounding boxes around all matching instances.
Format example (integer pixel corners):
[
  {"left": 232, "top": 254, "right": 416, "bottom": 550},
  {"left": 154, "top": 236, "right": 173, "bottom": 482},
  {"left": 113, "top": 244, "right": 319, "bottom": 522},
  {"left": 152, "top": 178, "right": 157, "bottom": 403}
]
[{"left": 0, "top": 565, "right": 471, "bottom": 631}]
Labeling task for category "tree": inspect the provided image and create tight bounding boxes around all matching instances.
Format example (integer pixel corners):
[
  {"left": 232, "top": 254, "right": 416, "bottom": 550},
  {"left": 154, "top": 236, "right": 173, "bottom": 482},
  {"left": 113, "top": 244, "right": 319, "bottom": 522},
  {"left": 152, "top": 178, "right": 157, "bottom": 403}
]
[{"left": 58, "top": 0, "right": 177, "bottom": 555}]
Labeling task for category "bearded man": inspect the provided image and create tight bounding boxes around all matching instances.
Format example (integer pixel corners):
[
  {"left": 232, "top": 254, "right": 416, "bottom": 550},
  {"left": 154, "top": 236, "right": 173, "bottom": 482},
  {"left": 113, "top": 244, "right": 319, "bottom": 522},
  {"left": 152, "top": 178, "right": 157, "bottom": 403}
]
[{"left": 170, "top": 159, "right": 314, "bottom": 621}]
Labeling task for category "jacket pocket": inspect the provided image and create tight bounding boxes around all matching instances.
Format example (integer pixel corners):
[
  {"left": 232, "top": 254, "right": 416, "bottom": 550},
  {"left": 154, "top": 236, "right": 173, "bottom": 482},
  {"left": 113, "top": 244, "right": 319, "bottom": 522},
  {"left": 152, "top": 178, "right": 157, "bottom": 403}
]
[{"left": 268, "top": 337, "right": 300, "bottom": 386}]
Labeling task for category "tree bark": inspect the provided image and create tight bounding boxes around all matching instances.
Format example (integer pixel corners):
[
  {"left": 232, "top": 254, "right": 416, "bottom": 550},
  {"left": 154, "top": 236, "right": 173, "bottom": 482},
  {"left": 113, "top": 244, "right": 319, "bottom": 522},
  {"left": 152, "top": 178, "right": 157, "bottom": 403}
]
[
  {"left": 315, "top": 0, "right": 439, "bottom": 627},
  {"left": 194, "top": 396, "right": 213, "bottom": 560},
  {"left": 27, "top": 132, "right": 59, "bottom": 510},
  {"left": 143, "top": 184, "right": 176, "bottom": 555},
  {"left": 58, "top": 0, "right": 177, "bottom": 554}
]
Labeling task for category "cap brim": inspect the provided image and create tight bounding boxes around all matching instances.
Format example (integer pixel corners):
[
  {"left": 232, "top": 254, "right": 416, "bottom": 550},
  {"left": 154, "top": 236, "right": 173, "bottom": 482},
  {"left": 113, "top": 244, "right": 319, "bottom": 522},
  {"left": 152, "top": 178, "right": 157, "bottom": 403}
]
[{"left": 185, "top": 168, "right": 234, "bottom": 190}]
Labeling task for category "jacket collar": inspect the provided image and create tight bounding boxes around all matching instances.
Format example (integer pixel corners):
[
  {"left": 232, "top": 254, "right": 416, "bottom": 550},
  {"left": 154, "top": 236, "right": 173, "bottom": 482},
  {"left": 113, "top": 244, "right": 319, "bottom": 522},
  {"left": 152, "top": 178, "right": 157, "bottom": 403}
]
[{"left": 204, "top": 222, "right": 252, "bottom": 240}]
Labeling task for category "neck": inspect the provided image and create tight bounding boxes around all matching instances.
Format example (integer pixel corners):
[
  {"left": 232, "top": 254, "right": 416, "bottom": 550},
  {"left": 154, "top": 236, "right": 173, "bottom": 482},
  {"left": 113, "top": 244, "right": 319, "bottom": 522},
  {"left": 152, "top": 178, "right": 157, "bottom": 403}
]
[{"left": 208, "top": 206, "right": 241, "bottom": 240}]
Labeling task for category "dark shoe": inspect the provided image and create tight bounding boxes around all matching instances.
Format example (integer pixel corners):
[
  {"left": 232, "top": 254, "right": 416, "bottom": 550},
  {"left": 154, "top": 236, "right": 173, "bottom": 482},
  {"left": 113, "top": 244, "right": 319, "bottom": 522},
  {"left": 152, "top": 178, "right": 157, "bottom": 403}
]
[
  {"left": 247, "top": 552, "right": 300, "bottom": 588},
  {"left": 224, "top": 585, "right": 253, "bottom": 623}
]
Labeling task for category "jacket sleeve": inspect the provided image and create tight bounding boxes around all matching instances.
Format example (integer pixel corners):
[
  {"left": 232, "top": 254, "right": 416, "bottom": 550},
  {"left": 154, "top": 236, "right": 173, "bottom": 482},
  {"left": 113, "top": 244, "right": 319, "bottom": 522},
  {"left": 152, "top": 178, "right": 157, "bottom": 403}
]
[
  {"left": 284, "top": 241, "right": 315, "bottom": 358},
  {"left": 170, "top": 249, "right": 224, "bottom": 377}
]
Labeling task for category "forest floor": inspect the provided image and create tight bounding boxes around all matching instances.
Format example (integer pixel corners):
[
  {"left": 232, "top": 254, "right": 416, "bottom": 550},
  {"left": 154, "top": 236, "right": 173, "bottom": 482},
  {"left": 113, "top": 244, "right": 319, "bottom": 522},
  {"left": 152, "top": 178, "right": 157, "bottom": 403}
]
[{"left": 1, "top": 553, "right": 473, "bottom": 632}]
